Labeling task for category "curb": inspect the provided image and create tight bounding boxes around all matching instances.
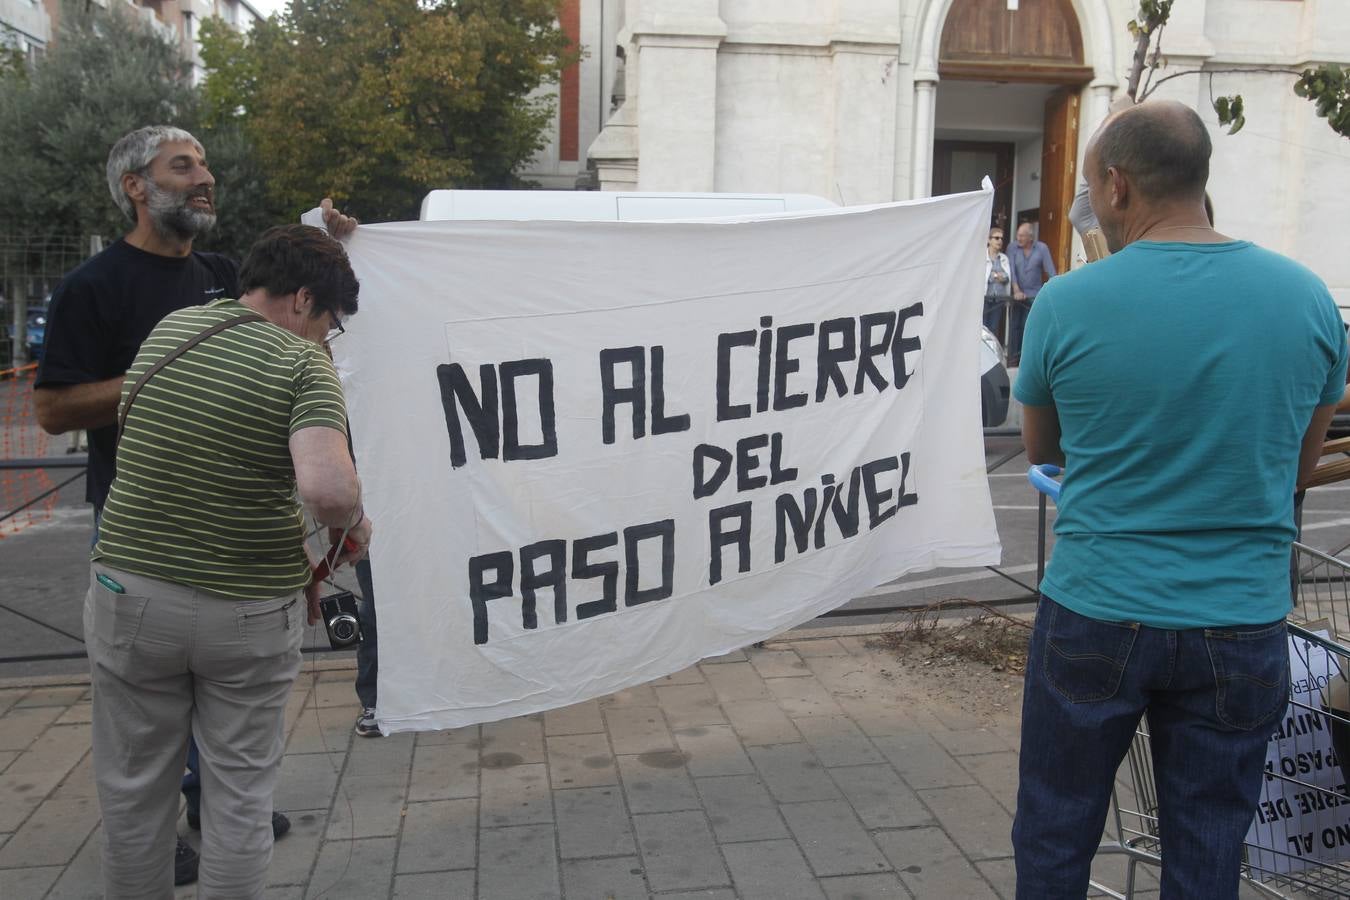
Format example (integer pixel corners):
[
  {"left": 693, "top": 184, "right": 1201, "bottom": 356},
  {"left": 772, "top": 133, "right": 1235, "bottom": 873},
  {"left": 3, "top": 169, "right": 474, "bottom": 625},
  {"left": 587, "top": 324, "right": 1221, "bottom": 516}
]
[
  {"left": 0, "top": 655, "right": 359, "bottom": 691},
  {"left": 0, "top": 617, "right": 1028, "bottom": 690}
]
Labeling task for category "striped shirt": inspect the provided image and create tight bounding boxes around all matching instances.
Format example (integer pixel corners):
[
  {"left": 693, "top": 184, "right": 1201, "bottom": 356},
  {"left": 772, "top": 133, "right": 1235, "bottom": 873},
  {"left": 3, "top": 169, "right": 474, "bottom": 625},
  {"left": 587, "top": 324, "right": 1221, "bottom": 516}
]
[{"left": 94, "top": 298, "right": 348, "bottom": 599}]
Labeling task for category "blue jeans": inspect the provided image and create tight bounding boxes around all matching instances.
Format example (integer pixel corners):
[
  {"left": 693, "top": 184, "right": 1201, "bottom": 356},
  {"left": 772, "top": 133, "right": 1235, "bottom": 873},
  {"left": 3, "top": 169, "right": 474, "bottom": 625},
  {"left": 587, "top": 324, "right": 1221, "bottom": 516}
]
[
  {"left": 1013, "top": 596, "right": 1289, "bottom": 899},
  {"left": 354, "top": 559, "right": 378, "bottom": 710},
  {"left": 983, "top": 295, "right": 1011, "bottom": 346}
]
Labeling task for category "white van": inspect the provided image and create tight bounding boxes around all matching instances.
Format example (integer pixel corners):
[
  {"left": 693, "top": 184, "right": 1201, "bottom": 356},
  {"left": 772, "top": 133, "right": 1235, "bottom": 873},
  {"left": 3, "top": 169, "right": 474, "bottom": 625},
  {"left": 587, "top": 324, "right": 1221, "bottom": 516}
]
[
  {"left": 420, "top": 190, "right": 837, "bottom": 222},
  {"left": 419, "top": 190, "right": 1009, "bottom": 428}
]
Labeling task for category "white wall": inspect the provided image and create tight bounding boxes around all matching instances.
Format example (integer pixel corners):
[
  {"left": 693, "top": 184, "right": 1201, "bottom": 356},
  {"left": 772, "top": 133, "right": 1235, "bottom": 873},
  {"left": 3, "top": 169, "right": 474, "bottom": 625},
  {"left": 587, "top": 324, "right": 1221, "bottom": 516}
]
[
  {"left": 586, "top": 0, "right": 1350, "bottom": 302},
  {"left": 715, "top": 50, "right": 835, "bottom": 197},
  {"left": 1012, "top": 137, "right": 1043, "bottom": 225},
  {"left": 712, "top": 0, "right": 903, "bottom": 202},
  {"left": 1197, "top": 71, "right": 1350, "bottom": 305},
  {"left": 935, "top": 82, "right": 1052, "bottom": 139},
  {"left": 830, "top": 46, "right": 902, "bottom": 207}
]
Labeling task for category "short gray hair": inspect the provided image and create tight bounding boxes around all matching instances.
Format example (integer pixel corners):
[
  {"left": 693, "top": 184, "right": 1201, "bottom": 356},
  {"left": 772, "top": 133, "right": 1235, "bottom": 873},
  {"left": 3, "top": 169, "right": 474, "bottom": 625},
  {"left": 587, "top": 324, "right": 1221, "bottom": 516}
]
[
  {"left": 106, "top": 125, "right": 204, "bottom": 221},
  {"left": 1093, "top": 102, "right": 1211, "bottom": 202}
]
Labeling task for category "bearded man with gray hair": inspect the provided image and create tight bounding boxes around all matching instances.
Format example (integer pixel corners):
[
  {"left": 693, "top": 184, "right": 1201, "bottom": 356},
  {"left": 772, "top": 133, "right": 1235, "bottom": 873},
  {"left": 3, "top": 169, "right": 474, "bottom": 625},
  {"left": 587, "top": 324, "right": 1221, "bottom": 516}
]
[
  {"left": 34, "top": 124, "right": 354, "bottom": 886},
  {"left": 37, "top": 127, "right": 236, "bottom": 498}
]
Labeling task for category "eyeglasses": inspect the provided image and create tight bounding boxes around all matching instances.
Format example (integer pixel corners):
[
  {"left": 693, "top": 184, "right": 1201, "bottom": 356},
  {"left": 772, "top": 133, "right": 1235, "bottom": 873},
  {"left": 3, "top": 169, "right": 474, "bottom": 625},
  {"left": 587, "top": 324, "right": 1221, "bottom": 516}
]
[
  {"left": 990, "top": 235, "right": 1004, "bottom": 242},
  {"left": 325, "top": 312, "right": 345, "bottom": 344}
]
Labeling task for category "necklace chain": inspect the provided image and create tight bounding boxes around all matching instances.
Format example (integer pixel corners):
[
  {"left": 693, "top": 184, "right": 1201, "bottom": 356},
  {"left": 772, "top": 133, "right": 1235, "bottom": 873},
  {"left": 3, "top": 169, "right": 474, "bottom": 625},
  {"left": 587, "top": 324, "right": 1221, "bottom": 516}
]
[{"left": 1141, "top": 224, "right": 1216, "bottom": 240}]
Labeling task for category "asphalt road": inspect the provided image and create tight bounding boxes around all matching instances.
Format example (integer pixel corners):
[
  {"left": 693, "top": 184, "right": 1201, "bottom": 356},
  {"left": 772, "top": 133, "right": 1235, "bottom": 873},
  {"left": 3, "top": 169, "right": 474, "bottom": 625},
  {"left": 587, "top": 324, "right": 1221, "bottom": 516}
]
[{"left": 3, "top": 433, "right": 1349, "bottom": 681}]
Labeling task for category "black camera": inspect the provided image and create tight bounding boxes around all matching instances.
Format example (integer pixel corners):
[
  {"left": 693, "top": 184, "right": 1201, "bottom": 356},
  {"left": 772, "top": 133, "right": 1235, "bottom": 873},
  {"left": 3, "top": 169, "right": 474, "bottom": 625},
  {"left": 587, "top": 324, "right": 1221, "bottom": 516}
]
[{"left": 319, "top": 591, "right": 363, "bottom": 650}]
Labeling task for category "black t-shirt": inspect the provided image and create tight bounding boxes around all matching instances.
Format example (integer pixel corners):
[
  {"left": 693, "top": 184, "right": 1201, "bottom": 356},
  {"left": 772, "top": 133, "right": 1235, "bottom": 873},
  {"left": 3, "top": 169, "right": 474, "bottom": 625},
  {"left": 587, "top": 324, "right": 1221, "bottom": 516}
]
[{"left": 35, "top": 239, "right": 239, "bottom": 507}]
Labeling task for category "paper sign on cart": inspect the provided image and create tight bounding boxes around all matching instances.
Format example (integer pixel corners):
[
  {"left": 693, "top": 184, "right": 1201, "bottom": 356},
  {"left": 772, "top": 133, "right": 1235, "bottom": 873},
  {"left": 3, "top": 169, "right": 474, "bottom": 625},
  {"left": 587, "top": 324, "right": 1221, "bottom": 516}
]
[
  {"left": 334, "top": 193, "right": 1002, "bottom": 731},
  {"left": 1246, "top": 630, "right": 1350, "bottom": 874}
]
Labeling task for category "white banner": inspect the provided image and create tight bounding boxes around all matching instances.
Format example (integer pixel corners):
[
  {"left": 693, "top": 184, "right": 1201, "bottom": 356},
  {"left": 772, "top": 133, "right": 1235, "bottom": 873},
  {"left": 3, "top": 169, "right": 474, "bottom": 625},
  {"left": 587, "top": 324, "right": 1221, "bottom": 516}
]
[{"left": 336, "top": 191, "right": 1001, "bottom": 732}]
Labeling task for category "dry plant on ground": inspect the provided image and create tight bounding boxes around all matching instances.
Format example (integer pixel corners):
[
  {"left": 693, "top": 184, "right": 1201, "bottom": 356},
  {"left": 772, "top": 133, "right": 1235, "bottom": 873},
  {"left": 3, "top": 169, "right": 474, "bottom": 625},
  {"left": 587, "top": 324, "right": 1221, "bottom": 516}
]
[{"left": 870, "top": 601, "right": 1032, "bottom": 675}]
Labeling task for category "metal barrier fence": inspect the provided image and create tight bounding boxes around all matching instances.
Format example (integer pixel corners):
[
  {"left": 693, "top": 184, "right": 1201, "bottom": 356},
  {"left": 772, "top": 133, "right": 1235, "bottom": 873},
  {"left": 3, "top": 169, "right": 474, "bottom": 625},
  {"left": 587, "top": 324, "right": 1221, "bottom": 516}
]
[
  {"left": 1, "top": 441, "right": 1042, "bottom": 666},
  {"left": 0, "top": 363, "right": 63, "bottom": 536},
  {"left": 1, "top": 233, "right": 98, "bottom": 369}
]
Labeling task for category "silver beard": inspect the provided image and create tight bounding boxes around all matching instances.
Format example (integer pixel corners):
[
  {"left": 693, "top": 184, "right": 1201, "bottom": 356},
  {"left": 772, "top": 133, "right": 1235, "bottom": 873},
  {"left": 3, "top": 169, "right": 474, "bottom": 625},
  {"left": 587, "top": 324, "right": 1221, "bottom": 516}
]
[{"left": 144, "top": 178, "right": 217, "bottom": 242}]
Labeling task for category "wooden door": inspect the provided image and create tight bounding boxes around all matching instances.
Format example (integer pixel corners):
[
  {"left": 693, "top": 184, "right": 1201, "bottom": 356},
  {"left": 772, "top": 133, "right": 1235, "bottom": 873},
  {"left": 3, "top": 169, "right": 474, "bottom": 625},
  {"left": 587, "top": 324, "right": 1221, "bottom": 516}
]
[
  {"left": 1038, "top": 87, "right": 1079, "bottom": 273},
  {"left": 940, "top": 0, "right": 1091, "bottom": 84},
  {"left": 933, "top": 140, "right": 1015, "bottom": 230}
]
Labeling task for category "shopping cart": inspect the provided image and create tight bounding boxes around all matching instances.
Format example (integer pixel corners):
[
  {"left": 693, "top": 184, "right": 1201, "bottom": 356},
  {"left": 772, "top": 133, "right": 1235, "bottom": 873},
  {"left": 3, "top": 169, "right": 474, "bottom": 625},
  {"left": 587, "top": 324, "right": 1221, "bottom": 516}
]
[{"left": 1028, "top": 464, "right": 1350, "bottom": 898}]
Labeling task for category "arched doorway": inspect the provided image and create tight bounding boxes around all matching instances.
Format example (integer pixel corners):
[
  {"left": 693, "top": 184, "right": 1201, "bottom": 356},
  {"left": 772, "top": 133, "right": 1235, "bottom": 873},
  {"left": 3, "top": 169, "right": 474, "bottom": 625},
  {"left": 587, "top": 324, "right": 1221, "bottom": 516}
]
[
  {"left": 910, "top": 0, "right": 1117, "bottom": 273},
  {"left": 935, "top": 0, "right": 1090, "bottom": 272}
]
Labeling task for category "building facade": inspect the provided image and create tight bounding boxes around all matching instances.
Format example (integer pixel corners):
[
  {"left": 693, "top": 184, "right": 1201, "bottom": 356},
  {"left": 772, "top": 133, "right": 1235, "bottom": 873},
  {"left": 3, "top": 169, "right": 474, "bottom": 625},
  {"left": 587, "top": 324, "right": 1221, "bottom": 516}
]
[
  {"left": 534, "top": 0, "right": 1348, "bottom": 304},
  {"left": 520, "top": 0, "right": 626, "bottom": 189},
  {"left": 0, "top": 0, "right": 261, "bottom": 82},
  {"left": 0, "top": 0, "right": 55, "bottom": 61},
  {"left": 128, "top": 0, "right": 263, "bottom": 82}
]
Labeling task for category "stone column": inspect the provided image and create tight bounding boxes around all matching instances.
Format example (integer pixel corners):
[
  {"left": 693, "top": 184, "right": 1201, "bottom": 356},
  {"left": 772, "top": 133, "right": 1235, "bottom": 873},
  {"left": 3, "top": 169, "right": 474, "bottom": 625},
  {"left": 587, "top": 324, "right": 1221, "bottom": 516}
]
[
  {"left": 629, "top": 1, "right": 727, "bottom": 191},
  {"left": 829, "top": 0, "right": 903, "bottom": 205},
  {"left": 588, "top": 46, "right": 639, "bottom": 191},
  {"left": 588, "top": 0, "right": 726, "bottom": 192},
  {"left": 588, "top": 0, "right": 638, "bottom": 190},
  {"left": 909, "top": 79, "right": 938, "bottom": 199}
]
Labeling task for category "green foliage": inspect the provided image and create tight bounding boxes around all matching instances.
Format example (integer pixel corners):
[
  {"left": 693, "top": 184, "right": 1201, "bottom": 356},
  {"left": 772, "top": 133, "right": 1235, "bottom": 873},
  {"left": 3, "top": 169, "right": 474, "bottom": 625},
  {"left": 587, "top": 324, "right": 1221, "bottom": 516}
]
[
  {"left": 0, "top": 2, "right": 271, "bottom": 258},
  {"left": 1128, "top": 2, "right": 1346, "bottom": 142},
  {"left": 193, "top": 120, "right": 280, "bottom": 261},
  {"left": 1212, "top": 94, "right": 1245, "bottom": 135},
  {"left": 0, "top": 44, "right": 25, "bottom": 80},
  {"left": 1136, "top": 0, "right": 1174, "bottom": 30},
  {"left": 1127, "top": 0, "right": 1173, "bottom": 40},
  {"left": 200, "top": 0, "right": 579, "bottom": 224},
  {"left": 197, "top": 18, "right": 255, "bottom": 130},
  {"left": 1294, "top": 65, "right": 1350, "bottom": 138},
  {"left": 0, "top": 1, "right": 198, "bottom": 242}
]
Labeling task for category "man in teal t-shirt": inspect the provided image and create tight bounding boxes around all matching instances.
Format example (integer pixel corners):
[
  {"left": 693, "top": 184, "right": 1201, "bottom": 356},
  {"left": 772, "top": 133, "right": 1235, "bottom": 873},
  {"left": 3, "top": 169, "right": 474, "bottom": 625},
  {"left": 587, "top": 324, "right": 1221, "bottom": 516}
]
[{"left": 1011, "top": 100, "right": 1347, "bottom": 899}]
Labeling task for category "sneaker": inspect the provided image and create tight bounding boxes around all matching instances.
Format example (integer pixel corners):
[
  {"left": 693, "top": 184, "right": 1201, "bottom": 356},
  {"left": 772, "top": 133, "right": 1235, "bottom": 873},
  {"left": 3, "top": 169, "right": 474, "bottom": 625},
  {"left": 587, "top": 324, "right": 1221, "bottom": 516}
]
[
  {"left": 355, "top": 708, "right": 382, "bottom": 738},
  {"left": 174, "top": 838, "right": 199, "bottom": 886},
  {"left": 187, "top": 808, "right": 291, "bottom": 840}
]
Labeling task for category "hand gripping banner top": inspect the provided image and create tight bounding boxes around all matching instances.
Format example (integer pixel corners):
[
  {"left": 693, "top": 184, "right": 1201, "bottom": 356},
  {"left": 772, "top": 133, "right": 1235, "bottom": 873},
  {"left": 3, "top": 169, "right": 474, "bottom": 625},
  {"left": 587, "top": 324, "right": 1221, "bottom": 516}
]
[{"left": 335, "top": 189, "right": 1001, "bottom": 732}]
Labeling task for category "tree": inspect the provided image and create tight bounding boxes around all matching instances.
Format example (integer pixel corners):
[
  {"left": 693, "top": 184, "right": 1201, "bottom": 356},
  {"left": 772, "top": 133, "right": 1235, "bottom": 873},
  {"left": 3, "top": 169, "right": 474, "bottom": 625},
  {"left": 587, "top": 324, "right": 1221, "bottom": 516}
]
[
  {"left": 193, "top": 118, "right": 284, "bottom": 263},
  {"left": 0, "top": 2, "right": 272, "bottom": 259},
  {"left": 1125, "top": 0, "right": 1349, "bottom": 138},
  {"left": 199, "top": 0, "right": 580, "bottom": 225},
  {"left": 0, "top": 1, "right": 199, "bottom": 243}
]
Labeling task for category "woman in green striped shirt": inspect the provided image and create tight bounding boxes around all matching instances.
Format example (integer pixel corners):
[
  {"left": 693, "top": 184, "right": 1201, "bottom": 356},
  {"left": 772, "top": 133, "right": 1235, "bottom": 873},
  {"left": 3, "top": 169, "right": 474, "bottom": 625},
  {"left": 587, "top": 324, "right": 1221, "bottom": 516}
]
[{"left": 87, "top": 224, "right": 373, "bottom": 899}]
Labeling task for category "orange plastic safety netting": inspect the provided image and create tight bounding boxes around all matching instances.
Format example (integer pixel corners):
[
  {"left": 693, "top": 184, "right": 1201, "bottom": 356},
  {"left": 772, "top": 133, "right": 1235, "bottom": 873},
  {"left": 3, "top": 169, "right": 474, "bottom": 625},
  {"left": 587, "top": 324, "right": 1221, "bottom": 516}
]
[{"left": 0, "top": 363, "right": 57, "bottom": 536}]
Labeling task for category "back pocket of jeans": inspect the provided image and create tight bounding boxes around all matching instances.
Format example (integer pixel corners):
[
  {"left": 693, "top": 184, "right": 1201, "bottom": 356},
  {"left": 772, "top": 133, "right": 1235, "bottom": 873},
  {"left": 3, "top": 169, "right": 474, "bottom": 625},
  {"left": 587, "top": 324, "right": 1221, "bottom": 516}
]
[
  {"left": 1043, "top": 602, "right": 1138, "bottom": 703},
  {"left": 1206, "top": 621, "right": 1289, "bottom": 731}
]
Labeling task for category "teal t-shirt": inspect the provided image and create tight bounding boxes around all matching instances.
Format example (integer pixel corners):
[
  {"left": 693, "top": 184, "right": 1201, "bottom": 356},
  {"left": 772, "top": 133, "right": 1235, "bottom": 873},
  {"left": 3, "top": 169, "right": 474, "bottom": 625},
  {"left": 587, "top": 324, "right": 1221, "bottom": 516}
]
[{"left": 1014, "top": 240, "right": 1347, "bottom": 629}]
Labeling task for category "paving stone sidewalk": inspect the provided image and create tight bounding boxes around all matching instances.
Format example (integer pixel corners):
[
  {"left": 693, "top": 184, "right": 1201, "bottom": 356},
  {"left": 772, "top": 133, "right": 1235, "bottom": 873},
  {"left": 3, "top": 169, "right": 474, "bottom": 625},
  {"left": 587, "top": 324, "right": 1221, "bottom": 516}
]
[{"left": 0, "top": 632, "right": 1189, "bottom": 899}]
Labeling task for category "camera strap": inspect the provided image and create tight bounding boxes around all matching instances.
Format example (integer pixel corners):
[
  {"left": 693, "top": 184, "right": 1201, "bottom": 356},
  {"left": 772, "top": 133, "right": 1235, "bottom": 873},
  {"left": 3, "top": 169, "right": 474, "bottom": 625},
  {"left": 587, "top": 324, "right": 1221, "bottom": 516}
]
[{"left": 117, "top": 313, "right": 265, "bottom": 446}]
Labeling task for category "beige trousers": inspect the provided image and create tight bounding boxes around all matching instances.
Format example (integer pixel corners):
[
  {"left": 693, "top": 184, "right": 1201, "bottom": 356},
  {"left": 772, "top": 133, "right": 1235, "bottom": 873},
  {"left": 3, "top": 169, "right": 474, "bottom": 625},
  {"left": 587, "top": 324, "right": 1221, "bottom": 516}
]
[{"left": 85, "top": 564, "right": 302, "bottom": 900}]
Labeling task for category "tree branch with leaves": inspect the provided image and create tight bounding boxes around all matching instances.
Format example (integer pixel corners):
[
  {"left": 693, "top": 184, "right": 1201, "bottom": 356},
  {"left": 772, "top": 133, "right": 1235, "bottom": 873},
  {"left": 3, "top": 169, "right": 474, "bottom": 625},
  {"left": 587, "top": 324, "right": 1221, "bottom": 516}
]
[{"left": 1125, "top": 0, "right": 1347, "bottom": 139}]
